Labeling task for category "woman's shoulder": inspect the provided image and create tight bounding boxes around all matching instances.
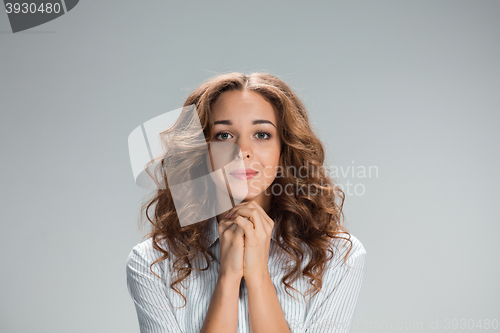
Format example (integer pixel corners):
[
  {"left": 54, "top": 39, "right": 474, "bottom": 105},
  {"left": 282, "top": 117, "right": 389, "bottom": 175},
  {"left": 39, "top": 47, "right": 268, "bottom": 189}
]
[
  {"left": 126, "top": 238, "right": 169, "bottom": 277},
  {"left": 327, "top": 232, "right": 367, "bottom": 267}
]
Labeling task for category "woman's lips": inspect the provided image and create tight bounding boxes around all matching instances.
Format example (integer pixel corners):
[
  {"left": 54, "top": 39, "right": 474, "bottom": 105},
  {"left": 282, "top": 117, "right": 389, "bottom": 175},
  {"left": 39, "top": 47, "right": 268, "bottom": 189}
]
[{"left": 229, "top": 170, "right": 258, "bottom": 180}]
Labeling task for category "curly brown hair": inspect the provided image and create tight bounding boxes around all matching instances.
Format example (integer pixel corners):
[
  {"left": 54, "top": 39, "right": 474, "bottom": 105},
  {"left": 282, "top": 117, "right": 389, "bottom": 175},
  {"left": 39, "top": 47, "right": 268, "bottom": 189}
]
[{"left": 138, "top": 72, "right": 354, "bottom": 308}]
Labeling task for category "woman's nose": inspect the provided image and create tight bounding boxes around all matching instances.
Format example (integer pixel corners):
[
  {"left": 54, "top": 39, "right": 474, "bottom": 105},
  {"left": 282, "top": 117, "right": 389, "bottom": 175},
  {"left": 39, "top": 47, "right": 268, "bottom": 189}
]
[{"left": 236, "top": 138, "right": 253, "bottom": 160}]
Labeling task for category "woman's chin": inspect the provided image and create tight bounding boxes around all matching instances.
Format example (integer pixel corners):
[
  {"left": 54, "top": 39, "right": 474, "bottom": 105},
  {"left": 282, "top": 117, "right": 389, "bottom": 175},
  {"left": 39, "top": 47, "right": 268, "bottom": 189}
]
[
  {"left": 232, "top": 195, "right": 253, "bottom": 204},
  {"left": 232, "top": 190, "right": 264, "bottom": 204}
]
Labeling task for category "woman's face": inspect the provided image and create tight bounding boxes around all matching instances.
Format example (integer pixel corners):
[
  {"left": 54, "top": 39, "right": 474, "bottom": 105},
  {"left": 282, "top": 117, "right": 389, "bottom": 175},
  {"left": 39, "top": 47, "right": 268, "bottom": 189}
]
[{"left": 207, "top": 90, "right": 281, "bottom": 206}]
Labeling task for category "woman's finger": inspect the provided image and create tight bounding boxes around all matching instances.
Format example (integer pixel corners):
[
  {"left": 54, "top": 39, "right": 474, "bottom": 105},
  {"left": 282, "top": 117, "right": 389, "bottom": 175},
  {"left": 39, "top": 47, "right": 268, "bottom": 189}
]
[
  {"left": 231, "top": 215, "right": 256, "bottom": 238},
  {"left": 218, "top": 220, "right": 237, "bottom": 234},
  {"left": 233, "top": 206, "right": 272, "bottom": 237},
  {"left": 233, "top": 223, "right": 245, "bottom": 236},
  {"left": 248, "top": 201, "right": 274, "bottom": 230}
]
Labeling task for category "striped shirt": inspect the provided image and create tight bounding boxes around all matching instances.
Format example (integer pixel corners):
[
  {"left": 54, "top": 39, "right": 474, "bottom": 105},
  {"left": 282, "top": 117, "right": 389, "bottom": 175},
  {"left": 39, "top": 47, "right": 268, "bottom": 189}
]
[{"left": 126, "top": 214, "right": 366, "bottom": 333}]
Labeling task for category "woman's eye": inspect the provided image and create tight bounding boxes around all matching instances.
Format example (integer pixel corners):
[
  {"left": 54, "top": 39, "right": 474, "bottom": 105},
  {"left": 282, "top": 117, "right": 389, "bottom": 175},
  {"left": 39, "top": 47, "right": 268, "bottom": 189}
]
[
  {"left": 215, "top": 132, "right": 233, "bottom": 140},
  {"left": 256, "top": 132, "right": 271, "bottom": 140}
]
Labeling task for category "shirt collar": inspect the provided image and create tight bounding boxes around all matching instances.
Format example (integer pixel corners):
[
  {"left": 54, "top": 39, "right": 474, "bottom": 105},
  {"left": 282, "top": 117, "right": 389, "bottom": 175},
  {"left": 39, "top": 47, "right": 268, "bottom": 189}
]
[{"left": 207, "top": 214, "right": 278, "bottom": 248}]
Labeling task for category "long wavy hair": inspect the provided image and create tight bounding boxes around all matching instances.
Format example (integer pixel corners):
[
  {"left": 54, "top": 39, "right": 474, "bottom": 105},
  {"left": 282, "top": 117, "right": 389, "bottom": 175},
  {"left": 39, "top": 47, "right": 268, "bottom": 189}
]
[{"left": 138, "top": 72, "right": 353, "bottom": 308}]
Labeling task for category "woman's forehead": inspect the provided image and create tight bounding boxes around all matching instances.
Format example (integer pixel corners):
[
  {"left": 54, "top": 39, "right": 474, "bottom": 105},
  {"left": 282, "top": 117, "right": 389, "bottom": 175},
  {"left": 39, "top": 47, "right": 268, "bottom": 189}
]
[{"left": 212, "top": 90, "right": 277, "bottom": 122}]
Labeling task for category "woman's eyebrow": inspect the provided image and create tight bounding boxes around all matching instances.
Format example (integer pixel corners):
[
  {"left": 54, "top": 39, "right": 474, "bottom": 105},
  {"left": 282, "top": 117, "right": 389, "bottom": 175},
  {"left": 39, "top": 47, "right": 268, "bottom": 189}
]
[{"left": 213, "top": 119, "right": 276, "bottom": 128}]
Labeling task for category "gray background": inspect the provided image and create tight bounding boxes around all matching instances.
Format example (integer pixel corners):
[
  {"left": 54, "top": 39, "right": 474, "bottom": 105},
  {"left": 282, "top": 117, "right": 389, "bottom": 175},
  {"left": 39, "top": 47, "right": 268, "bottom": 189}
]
[{"left": 1, "top": 1, "right": 499, "bottom": 332}]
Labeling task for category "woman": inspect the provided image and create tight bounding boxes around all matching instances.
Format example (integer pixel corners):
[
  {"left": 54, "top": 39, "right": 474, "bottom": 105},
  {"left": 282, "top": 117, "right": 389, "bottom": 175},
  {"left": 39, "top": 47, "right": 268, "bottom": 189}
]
[{"left": 126, "top": 72, "right": 366, "bottom": 333}]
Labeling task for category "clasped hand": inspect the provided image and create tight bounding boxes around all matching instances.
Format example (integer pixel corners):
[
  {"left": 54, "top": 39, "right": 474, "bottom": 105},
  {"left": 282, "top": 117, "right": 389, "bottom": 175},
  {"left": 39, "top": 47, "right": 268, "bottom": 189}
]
[{"left": 225, "top": 201, "right": 274, "bottom": 281}]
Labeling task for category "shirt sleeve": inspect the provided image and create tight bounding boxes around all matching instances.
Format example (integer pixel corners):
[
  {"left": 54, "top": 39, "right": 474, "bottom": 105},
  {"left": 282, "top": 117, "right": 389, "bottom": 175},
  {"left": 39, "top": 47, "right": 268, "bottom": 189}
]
[
  {"left": 126, "top": 243, "right": 184, "bottom": 333},
  {"left": 300, "top": 235, "right": 367, "bottom": 333}
]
